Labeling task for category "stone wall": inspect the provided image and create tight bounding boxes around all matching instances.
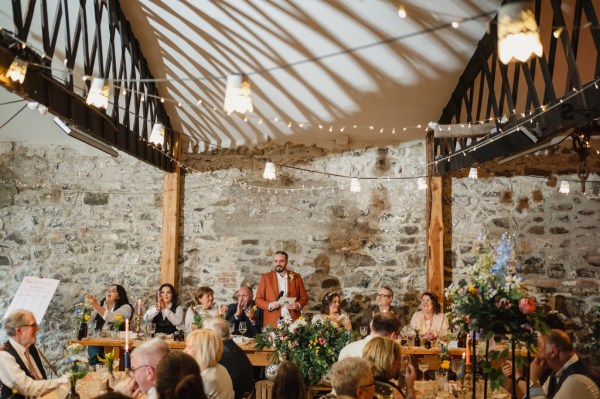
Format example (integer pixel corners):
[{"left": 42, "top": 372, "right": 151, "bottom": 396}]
[{"left": 1, "top": 139, "right": 599, "bottom": 365}]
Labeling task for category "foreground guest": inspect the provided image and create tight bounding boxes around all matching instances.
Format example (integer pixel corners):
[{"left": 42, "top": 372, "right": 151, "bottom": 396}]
[
  {"left": 225, "top": 285, "right": 263, "bottom": 337},
  {"left": 114, "top": 338, "right": 170, "bottom": 399},
  {"left": 363, "top": 337, "right": 416, "bottom": 399},
  {"left": 156, "top": 352, "right": 208, "bottom": 399},
  {"left": 339, "top": 312, "right": 400, "bottom": 360},
  {"left": 313, "top": 292, "right": 352, "bottom": 331},
  {"left": 256, "top": 251, "right": 309, "bottom": 327},
  {"left": 325, "top": 357, "right": 376, "bottom": 399},
  {"left": 503, "top": 329, "right": 600, "bottom": 399},
  {"left": 0, "top": 309, "right": 68, "bottom": 398},
  {"left": 409, "top": 291, "right": 449, "bottom": 339},
  {"left": 144, "top": 283, "right": 184, "bottom": 335},
  {"left": 273, "top": 361, "right": 306, "bottom": 399},
  {"left": 361, "top": 286, "right": 404, "bottom": 333},
  {"left": 185, "top": 286, "right": 227, "bottom": 330},
  {"left": 85, "top": 284, "right": 133, "bottom": 365},
  {"left": 184, "top": 329, "right": 234, "bottom": 399},
  {"left": 203, "top": 318, "right": 255, "bottom": 399}
]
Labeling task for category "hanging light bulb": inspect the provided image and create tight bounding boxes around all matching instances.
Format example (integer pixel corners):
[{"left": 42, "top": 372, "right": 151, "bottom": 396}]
[
  {"left": 86, "top": 77, "right": 110, "bottom": 109},
  {"left": 350, "top": 177, "right": 361, "bottom": 193},
  {"left": 263, "top": 162, "right": 276, "bottom": 180},
  {"left": 149, "top": 123, "right": 165, "bottom": 146},
  {"left": 398, "top": 4, "right": 407, "bottom": 18},
  {"left": 7, "top": 58, "right": 28, "bottom": 83},
  {"left": 558, "top": 181, "right": 570, "bottom": 194},
  {"left": 417, "top": 177, "right": 428, "bottom": 190},
  {"left": 498, "top": 1, "right": 543, "bottom": 64},
  {"left": 223, "top": 73, "right": 253, "bottom": 114},
  {"left": 468, "top": 167, "right": 478, "bottom": 179}
]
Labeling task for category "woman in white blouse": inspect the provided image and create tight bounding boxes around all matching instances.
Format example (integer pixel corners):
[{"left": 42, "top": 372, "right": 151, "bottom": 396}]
[
  {"left": 85, "top": 284, "right": 133, "bottom": 364},
  {"left": 312, "top": 292, "right": 352, "bottom": 331},
  {"left": 184, "top": 286, "right": 227, "bottom": 330},
  {"left": 409, "top": 291, "right": 449, "bottom": 340},
  {"left": 184, "top": 329, "right": 234, "bottom": 399},
  {"left": 144, "top": 283, "right": 184, "bottom": 335}
]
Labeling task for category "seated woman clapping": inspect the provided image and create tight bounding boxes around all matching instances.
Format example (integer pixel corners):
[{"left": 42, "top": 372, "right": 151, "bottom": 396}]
[
  {"left": 312, "top": 292, "right": 352, "bottom": 331},
  {"left": 185, "top": 286, "right": 227, "bottom": 330},
  {"left": 144, "top": 283, "right": 184, "bottom": 335},
  {"left": 409, "top": 291, "right": 449, "bottom": 341}
]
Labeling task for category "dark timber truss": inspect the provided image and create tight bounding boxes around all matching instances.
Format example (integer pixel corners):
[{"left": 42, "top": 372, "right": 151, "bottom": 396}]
[
  {"left": 433, "top": 0, "right": 600, "bottom": 175},
  {"left": 0, "top": 0, "right": 175, "bottom": 171}
]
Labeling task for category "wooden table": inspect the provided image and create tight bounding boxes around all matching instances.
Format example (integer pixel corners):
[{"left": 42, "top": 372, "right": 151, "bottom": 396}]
[{"left": 72, "top": 337, "right": 274, "bottom": 368}]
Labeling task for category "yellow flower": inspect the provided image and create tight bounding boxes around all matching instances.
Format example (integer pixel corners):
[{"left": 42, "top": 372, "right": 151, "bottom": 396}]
[
  {"left": 441, "top": 360, "right": 450, "bottom": 370},
  {"left": 468, "top": 285, "right": 478, "bottom": 295},
  {"left": 252, "top": 305, "right": 258, "bottom": 311},
  {"left": 289, "top": 273, "right": 295, "bottom": 282},
  {"left": 114, "top": 314, "right": 123, "bottom": 321},
  {"left": 83, "top": 314, "right": 91, "bottom": 321}
]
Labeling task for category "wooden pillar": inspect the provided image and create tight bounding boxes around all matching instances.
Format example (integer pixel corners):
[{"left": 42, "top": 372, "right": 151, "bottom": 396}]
[
  {"left": 160, "top": 139, "right": 181, "bottom": 286},
  {"left": 425, "top": 131, "right": 444, "bottom": 302}
]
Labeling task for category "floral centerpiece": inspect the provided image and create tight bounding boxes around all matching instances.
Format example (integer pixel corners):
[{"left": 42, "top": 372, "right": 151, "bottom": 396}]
[
  {"left": 97, "top": 348, "right": 116, "bottom": 376},
  {"left": 445, "top": 231, "right": 548, "bottom": 389},
  {"left": 254, "top": 315, "right": 352, "bottom": 385},
  {"left": 191, "top": 305, "right": 205, "bottom": 328},
  {"left": 112, "top": 313, "right": 123, "bottom": 333},
  {"left": 62, "top": 343, "right": 90, "bottom": 398},
  {"left": 439, "top": 344, "right": 451, "bottom": 372},
  {"left": 72, "top": 298, "right": 92, "bottom": 339}
]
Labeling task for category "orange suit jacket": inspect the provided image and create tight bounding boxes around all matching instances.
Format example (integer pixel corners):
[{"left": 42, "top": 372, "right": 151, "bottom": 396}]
[{"left": 255, "top": 270, "right": 309, "bottom": 327}]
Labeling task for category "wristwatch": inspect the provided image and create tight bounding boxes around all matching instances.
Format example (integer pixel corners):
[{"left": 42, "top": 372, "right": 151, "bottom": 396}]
[{"left": 516, "top": 376, "right": 527, "bottom": 385}]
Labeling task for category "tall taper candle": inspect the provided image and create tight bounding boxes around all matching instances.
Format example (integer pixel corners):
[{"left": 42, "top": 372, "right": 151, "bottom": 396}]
[
  {"left": 465, "top": 333, "right": 471, "bottom": 365},
  {"left": 138, "top": 299, "right": 141, "bottom": 315},
  {"left": 125, "top": 318, "right": 130, "bottom": 369}
]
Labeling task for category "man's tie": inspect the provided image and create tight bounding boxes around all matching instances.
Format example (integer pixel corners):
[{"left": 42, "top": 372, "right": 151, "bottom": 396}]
[
  {"left": 24, "top": 350, "right": 42, "bottom": 380},
  {"left": 547, "top": 374, "right": 558, "bottom": 399}
]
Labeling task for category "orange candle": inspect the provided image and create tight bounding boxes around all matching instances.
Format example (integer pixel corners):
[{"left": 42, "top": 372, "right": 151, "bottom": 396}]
[{"left": 465, "top": 333, "right": 471, "bottom": 365}]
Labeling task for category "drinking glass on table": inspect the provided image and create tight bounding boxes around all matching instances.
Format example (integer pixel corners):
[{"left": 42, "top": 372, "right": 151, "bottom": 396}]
[
  {"left": 359, "top": 326, "right": 368, "bottom": 337},
  {"left": 418, "top": 363, "right": 429, "bottom": 382},
  {"left": 147, "top": 322, "right": 156, "bottom": 337},
  {"left": 228, "top": 322, "right": 235, "bottom": 335}
]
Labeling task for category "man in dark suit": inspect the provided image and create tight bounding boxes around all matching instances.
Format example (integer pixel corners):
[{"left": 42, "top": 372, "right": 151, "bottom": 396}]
[
  {"left": 225, "top": 285, "right": 263, "bottom": 338},
  {"left": 360, "top": 286, "right": 406, "bottom": 333},
  {"left": 203, "top": 317, "right": 255, "bottom": 399},
  {"left": 0, "top": 309, "right": 67, "bottom": 399}
]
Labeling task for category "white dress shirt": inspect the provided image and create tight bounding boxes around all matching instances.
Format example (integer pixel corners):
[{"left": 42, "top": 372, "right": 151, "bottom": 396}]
[
  {"left": 529, "top": 354, "right": 600, "bottom": 399},
  {"left": 90, "top": 303, "right": 133, "bottom": 330},
  {"left": 0, "top": 338, "right": 68, "bottom": 397},
  {"left": 143, "top": 304, "right": 184, "bottom": 326}
]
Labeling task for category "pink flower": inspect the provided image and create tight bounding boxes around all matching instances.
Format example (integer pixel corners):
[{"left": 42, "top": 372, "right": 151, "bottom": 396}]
[
  {"left": 518, "top": 297, "right": 536, "bottom": 315},
  {"left": 318, "top": 337, "right": 326, "bottom": 345}
]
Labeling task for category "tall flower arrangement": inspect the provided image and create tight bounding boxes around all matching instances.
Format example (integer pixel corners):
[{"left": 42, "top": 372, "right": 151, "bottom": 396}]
[
  {"left": 254, "top": 316, "right": 352, "bottom": 385},
  {"left": 445, "top": 231, "right": 547, "bottom": 389},
  {"left": 62, "top": 343, "right": 89, "bottom": 388}
]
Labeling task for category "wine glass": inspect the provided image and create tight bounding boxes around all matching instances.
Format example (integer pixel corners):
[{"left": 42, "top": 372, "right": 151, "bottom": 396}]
[
  {"left": 452, "top": 360, "right": 463, "bottom": 389},
  {"left": 228, "top": 322, "right": 235, "bottom": 335},
  {"left": 418, "top": 363, "right": 429, "bottom": 382},
  {"left": 147, "top": 322, "right": 156, "bottom": 337},
  {"left": 359, "top": 326, "right": 368, "bottom": 337},
  {"left": 239, "top": 321, "right": 247, "bottom": 336}
]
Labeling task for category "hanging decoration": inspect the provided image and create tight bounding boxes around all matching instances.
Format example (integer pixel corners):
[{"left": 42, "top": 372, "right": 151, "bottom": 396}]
[{"left": 497, "top": 1, "right": 543, "bottom": 64}]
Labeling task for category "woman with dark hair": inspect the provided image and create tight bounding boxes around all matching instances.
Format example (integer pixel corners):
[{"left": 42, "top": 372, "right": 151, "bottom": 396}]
[
  {"left": 85, "top": 284, "right": 133, "bottom": 364},
  {"left": 156, "top": 351, "right": 207, "bottom": 399},
  {"left": 312, "top": 292, "right": 351, "bottom": 331},
  {"left": 144, "top": 283, "right": 184, "bottom": 335},
  {"left": 184, "top": 286, "right": 227, "bottom": 331},
  {"left": 272, "top": 361, "right": 306, "bottom": 399},
  {"left": 409, "top": 291, "right": 449, "bottom": 339}
]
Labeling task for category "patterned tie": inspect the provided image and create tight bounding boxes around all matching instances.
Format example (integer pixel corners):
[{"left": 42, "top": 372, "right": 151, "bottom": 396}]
[
  {"left": 24, "top": 350, "right": 42, "bottom": 380},
  {"left": 547, "top": 374, "right": 558, "bottom": 399}
]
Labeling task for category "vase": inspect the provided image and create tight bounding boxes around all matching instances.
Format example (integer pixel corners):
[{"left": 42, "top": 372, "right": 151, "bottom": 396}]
[
  {"left": 77, "top": 322, "right": 88, "bottom": 340},
  {"left": 265, "top": 361, "right": 280, "bottom": 381},
  {"left": 66, "top": 382, "right": 80, "bottom": 399}
]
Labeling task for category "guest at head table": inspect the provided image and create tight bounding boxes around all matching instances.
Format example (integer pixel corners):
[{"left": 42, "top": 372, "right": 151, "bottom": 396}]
[
  {"left": 185, "top": 286, "right": 227, "bottom": 331},
  {"left": 362, "top": 337, "right": 417, "bottom": 399},
  {"left": 156, "top": 352, "right": 208, "bottom": 399},
  {"left": 225, "top": 285, "right": 263, "bottom": 338},
  {"left": 409, "top": 291, "right": 449, "bottom": 340},
  {"left": 143, "top": 283, "right": 184, "bottom": 335},
  {"left": 184, "top": 329, "right": 234, "bottom": 399},
  {"left": 0, "top": 309, "right": 69, "bottom": 399},
  {"left": 361, "top": 286, "right": 406, "bottom": 334},
  {"left": 312, "top": 292, "right": 352, "bottom": 331},
  {"left": 85, "top": 284, "right": 133, "bottom": 364},
  {"left": 273, "top": 361, "right": 306, "bottom": 399}
]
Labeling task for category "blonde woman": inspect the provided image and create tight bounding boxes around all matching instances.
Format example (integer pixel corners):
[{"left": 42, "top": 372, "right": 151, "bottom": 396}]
[
  {"left": 362, "top": 337, "right": 416, "bottom": 399},
  {"left": 184, "top": 328, "right": 234, "bottom": 399}
]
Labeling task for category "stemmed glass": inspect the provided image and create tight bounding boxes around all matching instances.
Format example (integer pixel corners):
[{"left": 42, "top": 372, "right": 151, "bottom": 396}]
[
  {"left": 359, "top": 326, "right": 368, "bottom": 337},
  {"left": 239, "top": 322, "right": 247, "bottom": 343},
  {"left": 418, "top": 363, "right": 429, "bottom": 382},
  {"left": 228, "top": 322, "right": 235, "bottom": 335},
  {"left": 452, "top": 360, "right": 463, "bottom": 389}
]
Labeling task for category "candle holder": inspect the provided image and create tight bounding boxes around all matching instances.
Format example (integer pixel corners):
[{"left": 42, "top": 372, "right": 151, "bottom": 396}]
[
  {"left": 135, "top": 313, "right": 142, "bottom": 335},
  {"left": 463, "top": 363, "right": 472, "bottom": 395}
]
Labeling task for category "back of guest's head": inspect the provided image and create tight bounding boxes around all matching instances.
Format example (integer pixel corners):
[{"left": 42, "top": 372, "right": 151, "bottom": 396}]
[
  {"left": 371, "top": 312, "right": 400, "bottom": 336},
  {"left": 156, "top": 352, "right": 206, "bottom": 399},
  {"left": 362, "top": 337, "right": 401, "bottom": 380},
  {"left": 320, "top": 292, "right": 341, "bottom": 315},
  {"left": 131, "top": 337, "right": 170, "bottom": 367},
  {"left": 329, "top": 357, "right": 373, "bottom": 397},
  {"left": 203, "top": 317, "right": 231, "bottom": 340},
  {"left": 273, "top": 361, "right": 306, "bottom": 399},
  {"left": 546, "top": 329, "right": 573, "bottom": 352},
  {"left": 4, "top": 309, "right": 33, "bottom": 337},
  {"left": 94, "top": 393, "right": 132, "bottom": 399},
  {"left": 185, "top": 329, "right": 223, "bottom": 370}
]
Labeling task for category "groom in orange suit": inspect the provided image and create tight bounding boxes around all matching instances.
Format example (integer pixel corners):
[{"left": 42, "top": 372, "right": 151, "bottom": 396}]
[{"left": 255, "top": 251, "right": 309, "bottom": 327}]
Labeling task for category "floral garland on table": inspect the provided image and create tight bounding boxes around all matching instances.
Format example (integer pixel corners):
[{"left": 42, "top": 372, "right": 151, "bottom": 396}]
[
  {"left": 254, "top": 315, "right": 352, "bottom": 386},
  {"left": 445, "top": 231, "right": 548, "bottom": 389}
]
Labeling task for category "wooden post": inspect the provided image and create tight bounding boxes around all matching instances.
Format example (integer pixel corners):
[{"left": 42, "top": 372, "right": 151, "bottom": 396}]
[
  {"left": 160, "top": 139, "right": 181, "bottom": 286},
  {"left": 425, "top": 131, "right": 444, "bottom": 302}
]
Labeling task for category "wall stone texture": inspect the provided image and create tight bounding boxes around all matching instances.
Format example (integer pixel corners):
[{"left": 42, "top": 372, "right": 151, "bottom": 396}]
[{"left": 1, "top": 139, "right": 599, "bottom": 365}]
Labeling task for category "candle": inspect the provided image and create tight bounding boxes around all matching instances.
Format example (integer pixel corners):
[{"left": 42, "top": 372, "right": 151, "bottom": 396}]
[
  {"left": 138, "top": 299, "right": 141, "bottom": 315},
  {"left": 465, "top": 333, "right": 471, "bottom": 365},
  {"left": 125, "top": 319, "right": 129, "bottom": 351}
]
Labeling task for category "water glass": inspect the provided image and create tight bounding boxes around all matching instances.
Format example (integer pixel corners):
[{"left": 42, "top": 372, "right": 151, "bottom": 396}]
[
  {"left": 228, "top": 322, "right": 235, "bottom": 334},
  {"left": 359, "top": 326, "right": 368, "bottom": 337},
  {"left": 435, "top": 371, "right": 448, "bottom": 392}
]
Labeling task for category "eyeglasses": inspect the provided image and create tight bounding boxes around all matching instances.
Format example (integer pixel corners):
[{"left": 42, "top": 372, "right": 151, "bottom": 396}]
[
  {"left": 375, "top": 294, "right": 391, "bottom": 298},
  {"left": 127, "top": 365, "right": 153, "bottom": 378},
  {"left": 20, "top": 323, "right": 38, "bottom": 328}
]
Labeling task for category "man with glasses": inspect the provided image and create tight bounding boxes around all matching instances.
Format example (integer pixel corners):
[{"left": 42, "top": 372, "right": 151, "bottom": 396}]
[
  {"left": 114, "top": 338, "right": 169, "bottom": 399},
  {"left": 324, "top": 357, "right": 376, "bottom": 399},
  {"left": 0, "top": 309, "right": 67, "bottom": 399},
  {"left": 360, "top": 286, "right": 405, "bottom": 334}
]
